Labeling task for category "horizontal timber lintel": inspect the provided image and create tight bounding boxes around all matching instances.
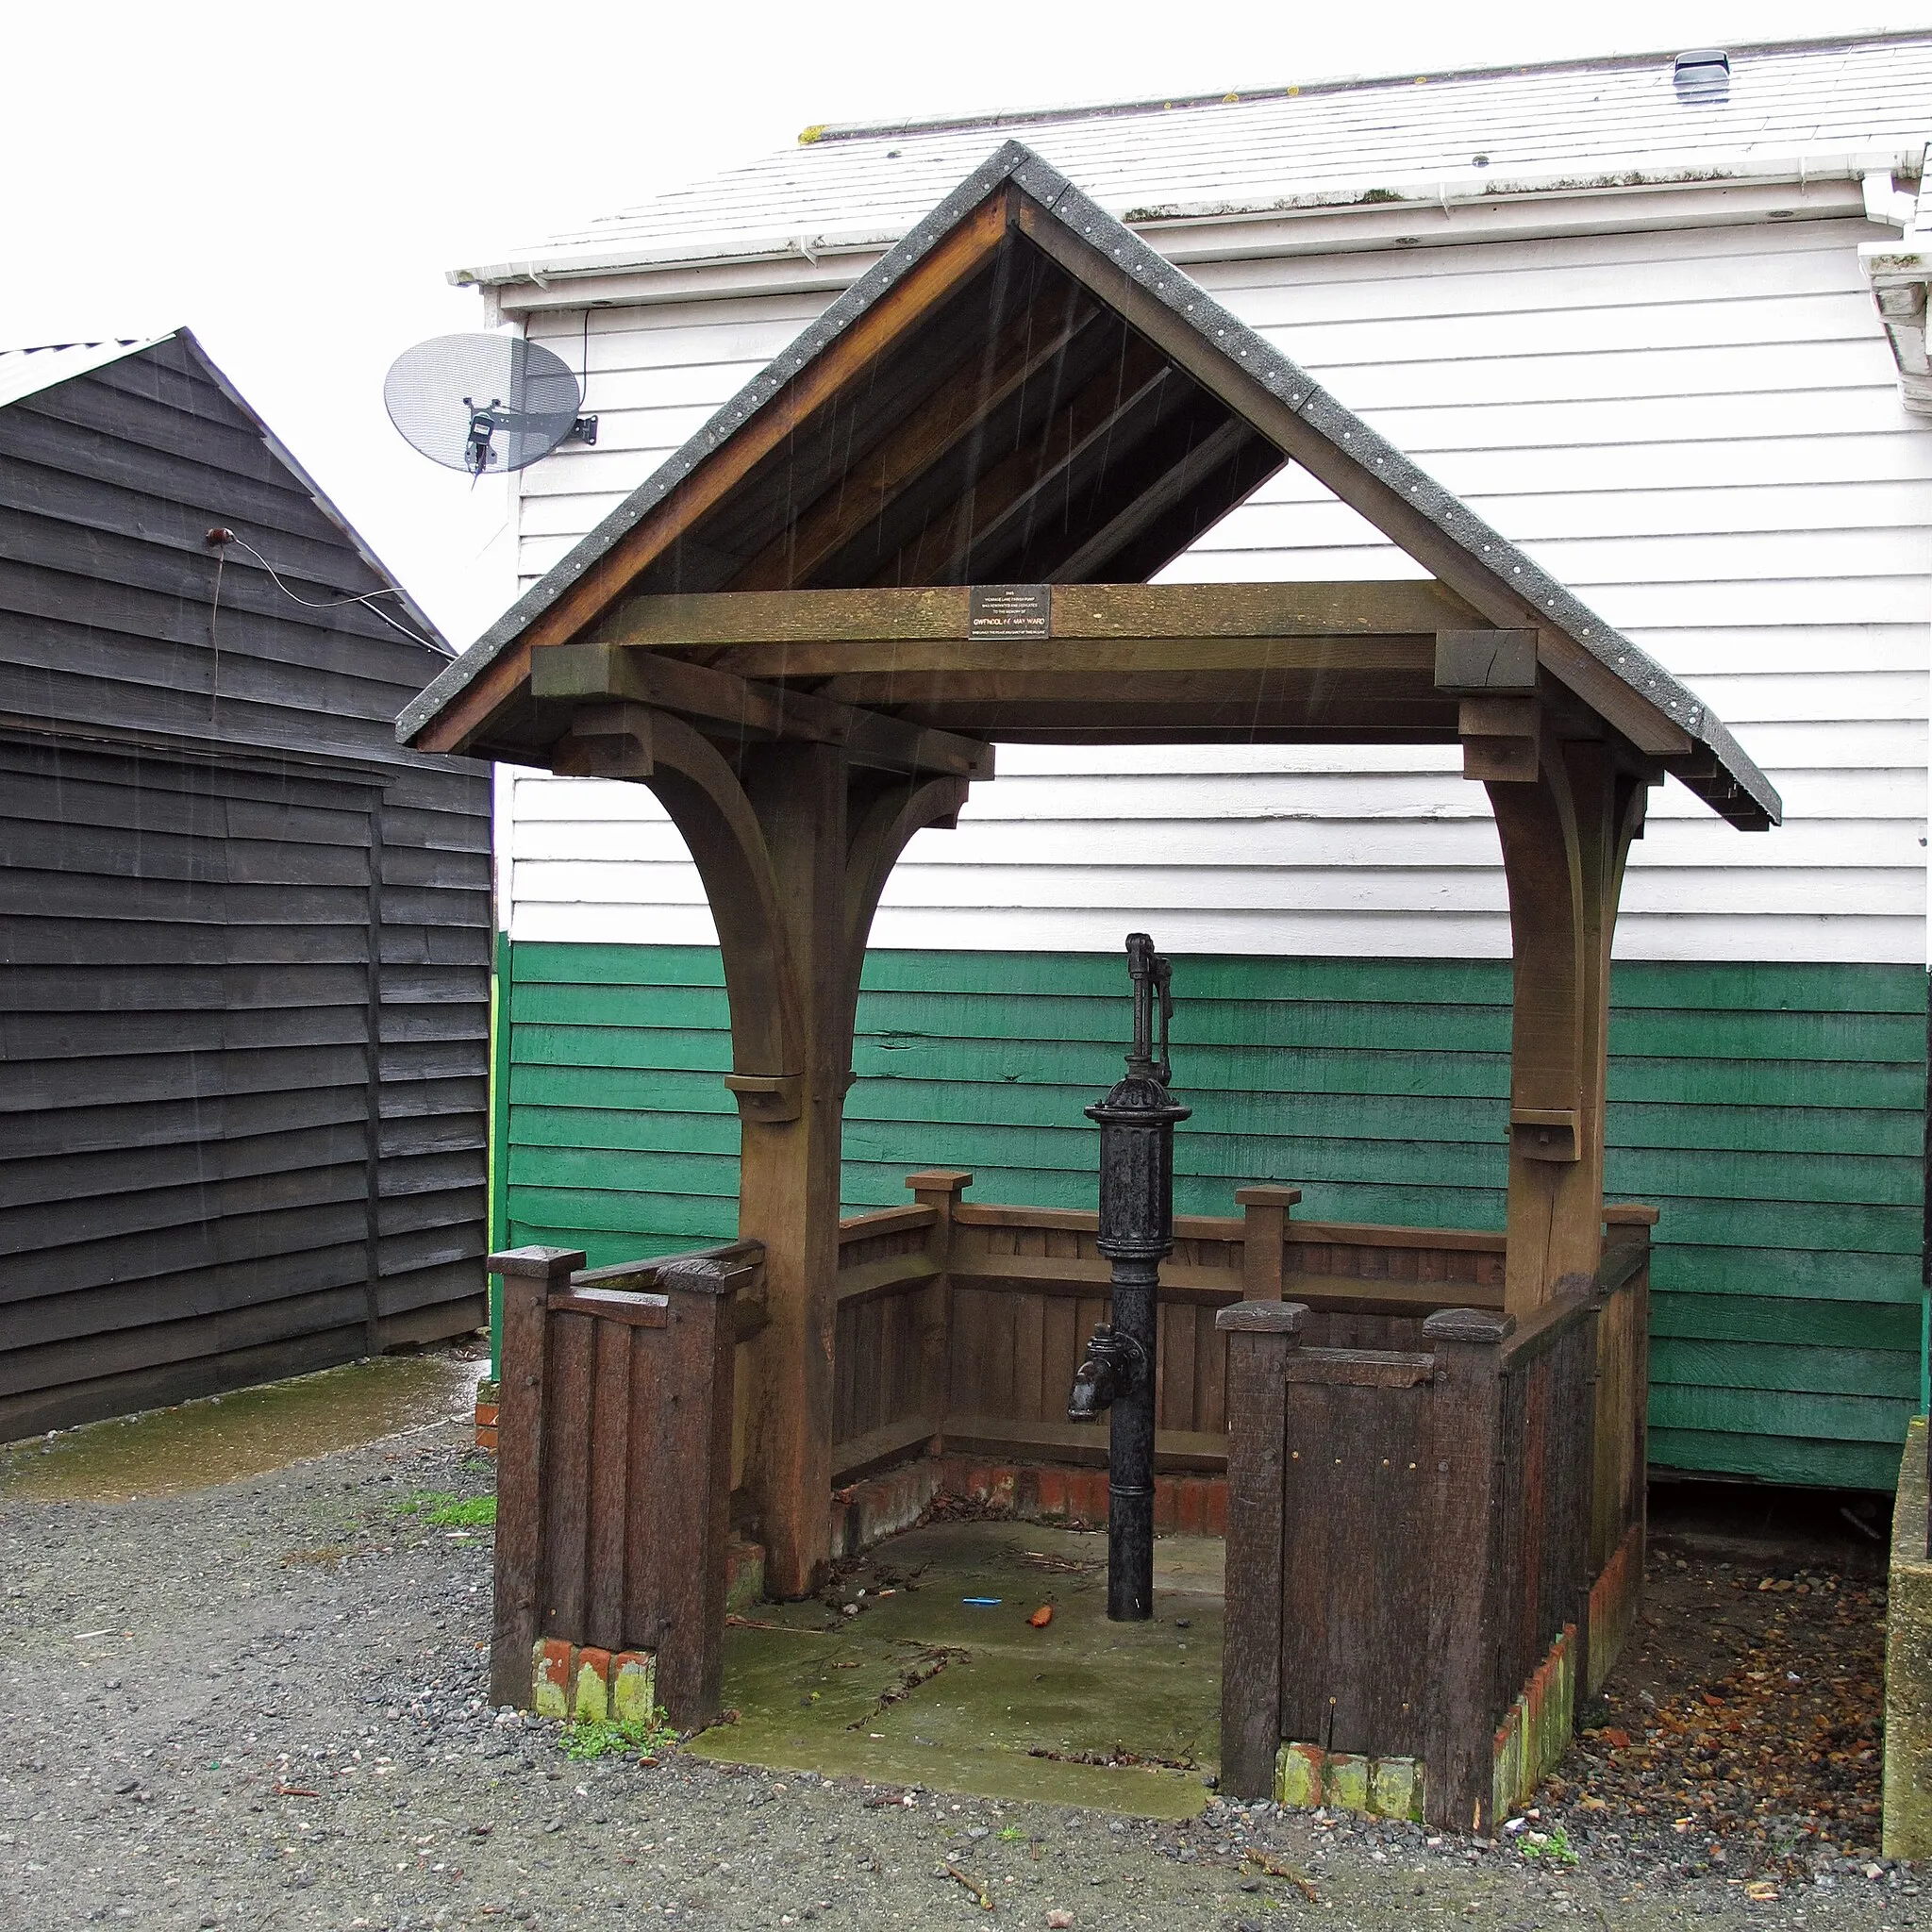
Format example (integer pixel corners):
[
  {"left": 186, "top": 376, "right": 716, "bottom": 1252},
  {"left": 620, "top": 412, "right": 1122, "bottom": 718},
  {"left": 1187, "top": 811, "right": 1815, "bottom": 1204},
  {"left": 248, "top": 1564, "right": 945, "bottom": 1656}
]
[{"left": 591, "top": 581, "right": 1488, "bottom": 649}]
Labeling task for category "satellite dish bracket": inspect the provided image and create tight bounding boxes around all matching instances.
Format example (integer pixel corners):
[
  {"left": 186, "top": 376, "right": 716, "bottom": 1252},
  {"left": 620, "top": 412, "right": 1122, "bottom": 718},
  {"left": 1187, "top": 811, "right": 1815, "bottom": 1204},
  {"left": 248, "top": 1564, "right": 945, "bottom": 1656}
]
[{"left": 386, "top": 334, "right": 591, "bottom": 475}]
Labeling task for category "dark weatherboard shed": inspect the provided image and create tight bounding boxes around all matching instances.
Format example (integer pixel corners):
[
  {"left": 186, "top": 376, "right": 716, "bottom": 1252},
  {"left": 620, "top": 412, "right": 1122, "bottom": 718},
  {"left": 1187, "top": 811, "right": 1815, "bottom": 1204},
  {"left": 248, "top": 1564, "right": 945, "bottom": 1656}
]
[{"left": 0, "top": 331, "right": 491, "bottom": 1441}]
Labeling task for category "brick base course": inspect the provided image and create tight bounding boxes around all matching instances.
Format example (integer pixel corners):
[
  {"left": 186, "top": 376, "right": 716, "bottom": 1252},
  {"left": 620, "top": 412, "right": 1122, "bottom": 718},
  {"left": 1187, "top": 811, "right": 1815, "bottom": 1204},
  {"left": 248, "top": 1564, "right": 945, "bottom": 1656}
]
[
  {"left": 1275, "top": 1741, "right": 1424, "bottom": 1823},
  {"left": 829, "top": 1453, "right": 1226, "bottom": 1559},
  {"left": 1491, "top": 1624, "right": 1576, "bottom": 1828},
  {"left": 529, "top": 1640, "right": 658, "bottom": 1724}
]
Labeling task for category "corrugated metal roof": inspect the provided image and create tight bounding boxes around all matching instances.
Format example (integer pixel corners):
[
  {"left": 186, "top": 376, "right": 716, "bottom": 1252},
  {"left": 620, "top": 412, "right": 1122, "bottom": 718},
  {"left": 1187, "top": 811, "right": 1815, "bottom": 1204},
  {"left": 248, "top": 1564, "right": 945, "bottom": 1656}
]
[
  {"left": 0, "top": 338, "right": 163, "bottom": 409},
  {"left": 458, "top": 33, "right": 1932, "bottom": 284}
]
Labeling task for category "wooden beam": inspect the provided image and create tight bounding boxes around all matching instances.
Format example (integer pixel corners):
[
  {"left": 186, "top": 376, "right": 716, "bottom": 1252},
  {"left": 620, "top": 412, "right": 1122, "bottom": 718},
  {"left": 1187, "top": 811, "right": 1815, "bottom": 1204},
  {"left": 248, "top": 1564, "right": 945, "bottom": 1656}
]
[
  {"left": 1436, "top": 629, "right": 1538, "bottom": 694},
  {"left": 941, "top": 1412, "right": 1230, "bottom": 1473},
  {"left": 531, "top": 638, "right": 994, "bottom": 779},
  {"left": 727, "top": 300, "right": 1099, "bottom": 592},
  {"left": 1009, "top": 193, "right": 1695, "bottom": 760},
  {"left": 593, "top": 580, "right": 1484, "bottom": 649},
  {"left": 842, "top": 698, "right": 1451, "bottom": 737},
  {"left": 814, "top": 666, "right": 1437, "bottom": 709},
  {"left": 708, "top": 634, "right": 1440, "bottom": 679},
  {"left": 1459, "top": 694, "right": 1542, "bottom": 783},
  {"left": 409, "top": 188, "right": 1018, "bottom": 755}
]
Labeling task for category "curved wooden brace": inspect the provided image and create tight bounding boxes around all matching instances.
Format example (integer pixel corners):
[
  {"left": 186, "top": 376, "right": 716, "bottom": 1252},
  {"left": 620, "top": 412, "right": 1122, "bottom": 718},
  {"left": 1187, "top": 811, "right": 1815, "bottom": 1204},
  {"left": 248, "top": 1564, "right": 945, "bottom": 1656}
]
[
  {"left": 635, "top": 712, "right": 807, "bottom": 1086},
  {"left": 1488, "top": 764, "right": 1584, "bottom": 1137},
  {"left": 1487, "top": 741, "right": 1647, "bottom": 1311},
  {"left": 837, "top": 773, "right": 972, "bottom": 1064}
]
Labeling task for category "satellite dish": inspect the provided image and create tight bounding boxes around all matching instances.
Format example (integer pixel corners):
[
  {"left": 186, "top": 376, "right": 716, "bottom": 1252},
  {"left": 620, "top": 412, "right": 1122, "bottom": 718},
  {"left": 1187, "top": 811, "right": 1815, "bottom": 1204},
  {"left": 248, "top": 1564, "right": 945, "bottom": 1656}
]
[{"left": 383, "top": 333, "right": 597, "bottom": 475}]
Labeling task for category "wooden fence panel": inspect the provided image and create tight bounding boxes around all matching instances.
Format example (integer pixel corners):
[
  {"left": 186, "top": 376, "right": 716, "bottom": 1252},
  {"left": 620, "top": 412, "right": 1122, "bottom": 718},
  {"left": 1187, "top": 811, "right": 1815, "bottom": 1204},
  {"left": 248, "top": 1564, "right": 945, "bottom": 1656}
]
[
  {"left": 487, "top": 1242, "right": 754, "bottom": 1728},
  {"left": 1221, "top": 1219, "right": 1648, "bottom": 1833},
  {"left": 830, "top": 1203, "right": 941, "bottom": 1478},
  {"left": 1277, "top": 1356, "right": 1434, "bottom": 1760}
]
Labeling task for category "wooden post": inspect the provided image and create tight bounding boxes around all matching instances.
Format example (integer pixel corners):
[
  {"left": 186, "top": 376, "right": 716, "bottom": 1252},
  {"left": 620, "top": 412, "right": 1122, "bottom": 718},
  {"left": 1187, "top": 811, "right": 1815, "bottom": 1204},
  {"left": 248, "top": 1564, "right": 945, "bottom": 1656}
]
[
  {"left": 488, "top": 1244, "right": 584, "bottom": 1708},
  {"left": 731, "top": 742, "right": 849, "bottom": 1601},
  {"left": 907, "top": 1170, "right": 971, "bottom": 1435},
  {"left": 1216, "top": 1298, "right": 1307, "bottom": 1799},
  {"left": 650, "top": 1255, "right": 752, "bottom": 1726},
  {"left": 1595, "top": 1200, "right": 1658, "bottom": 1682},
  {"left": 553, "top": 700, "right": 974, "bottom": 1598},
  {"left": 580, "top": 722, "right": 974, "bottom": 1598},
  {"left": 1422, "top": 1306, "right": 1513, "bottom": 1832},
  {"left": 1236, "top": 1184, "right": 1301, "bottom": 1299},
  {"left": 1483, "top": 733, "right": 1650, "bottom": 1315}
]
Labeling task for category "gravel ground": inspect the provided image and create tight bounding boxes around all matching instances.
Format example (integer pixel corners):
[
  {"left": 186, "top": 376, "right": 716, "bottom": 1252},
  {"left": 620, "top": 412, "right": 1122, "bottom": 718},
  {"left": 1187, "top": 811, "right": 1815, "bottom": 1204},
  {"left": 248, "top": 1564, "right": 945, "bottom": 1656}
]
[{"left": 1, "top": 1411, "right": 1924, "bottom": 1932}]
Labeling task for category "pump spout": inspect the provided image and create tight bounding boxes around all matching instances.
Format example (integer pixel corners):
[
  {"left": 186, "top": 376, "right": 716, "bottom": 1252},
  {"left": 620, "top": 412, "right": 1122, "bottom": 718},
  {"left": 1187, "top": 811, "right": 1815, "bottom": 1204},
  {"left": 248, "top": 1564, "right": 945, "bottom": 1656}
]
[
  {"left": 1066, "top": 1323, "right": 1141, "bottom": 1423},
  {"left": 1067, "top": 1359, "right": 1111, "bottom": 1421}
]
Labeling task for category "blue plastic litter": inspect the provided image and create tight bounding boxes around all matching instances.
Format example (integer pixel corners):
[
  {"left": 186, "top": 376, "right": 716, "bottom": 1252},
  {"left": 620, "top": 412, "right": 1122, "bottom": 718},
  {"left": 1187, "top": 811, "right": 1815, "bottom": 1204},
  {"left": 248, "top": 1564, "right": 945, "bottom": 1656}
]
[{"left": 961, "top": 1596, "right": 1003, "bottom": 1607}]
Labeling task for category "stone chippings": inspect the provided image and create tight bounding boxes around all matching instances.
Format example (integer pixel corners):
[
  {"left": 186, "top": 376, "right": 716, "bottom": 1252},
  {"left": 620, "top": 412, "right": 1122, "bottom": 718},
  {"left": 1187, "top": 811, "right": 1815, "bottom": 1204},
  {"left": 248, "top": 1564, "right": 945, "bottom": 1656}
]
[{"left": 0, "top": 1418, "right": 1921, "bottom": 1932}]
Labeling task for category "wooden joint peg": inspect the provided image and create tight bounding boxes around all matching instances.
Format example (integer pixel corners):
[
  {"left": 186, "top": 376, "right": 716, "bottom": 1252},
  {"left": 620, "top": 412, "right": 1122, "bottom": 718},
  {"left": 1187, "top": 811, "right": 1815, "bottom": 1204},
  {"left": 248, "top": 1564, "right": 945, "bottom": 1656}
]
[
  {"left": 723, "top": 1072, "right": 804, "bottom": 1124},
  {"left": 1509, "top": 1106, "right": 1580, "bottom": 1164}
]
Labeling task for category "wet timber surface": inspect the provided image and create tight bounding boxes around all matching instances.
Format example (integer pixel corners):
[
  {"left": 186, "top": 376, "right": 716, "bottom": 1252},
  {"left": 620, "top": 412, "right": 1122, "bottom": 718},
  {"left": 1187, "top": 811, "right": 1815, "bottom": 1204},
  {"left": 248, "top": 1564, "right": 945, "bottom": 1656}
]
[{"left": 0, "top": 1371, "right": 1922, "bottom": 1930}]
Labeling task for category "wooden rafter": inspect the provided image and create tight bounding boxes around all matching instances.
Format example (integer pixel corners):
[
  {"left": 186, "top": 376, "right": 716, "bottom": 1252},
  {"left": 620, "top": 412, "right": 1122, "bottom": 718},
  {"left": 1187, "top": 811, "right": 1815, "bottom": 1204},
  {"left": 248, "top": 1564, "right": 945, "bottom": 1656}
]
[
  {"left": 726, "top": 300, "right": 1101, "bottom": 592},
  {"left": 871, "top": 335, "right": 1175, "bottom": 586}
]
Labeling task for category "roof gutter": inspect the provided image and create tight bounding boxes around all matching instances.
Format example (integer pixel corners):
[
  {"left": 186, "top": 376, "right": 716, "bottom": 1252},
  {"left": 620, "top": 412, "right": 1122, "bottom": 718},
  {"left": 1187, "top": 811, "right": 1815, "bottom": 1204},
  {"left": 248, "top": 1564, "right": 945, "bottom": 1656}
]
[
  {"left": 458, "top": 150, "right": 1918, "bottom": 317},
  {"left": 1860, "top": 148, "right": 1932, "bottom": 416}
]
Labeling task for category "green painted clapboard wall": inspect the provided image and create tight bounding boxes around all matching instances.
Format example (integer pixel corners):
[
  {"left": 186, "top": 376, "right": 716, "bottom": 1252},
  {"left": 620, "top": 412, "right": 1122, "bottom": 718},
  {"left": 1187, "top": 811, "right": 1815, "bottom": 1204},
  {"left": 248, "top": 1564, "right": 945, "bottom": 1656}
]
[{"left": 495, "top": 943, "right": 1928, "bottom": 1492}]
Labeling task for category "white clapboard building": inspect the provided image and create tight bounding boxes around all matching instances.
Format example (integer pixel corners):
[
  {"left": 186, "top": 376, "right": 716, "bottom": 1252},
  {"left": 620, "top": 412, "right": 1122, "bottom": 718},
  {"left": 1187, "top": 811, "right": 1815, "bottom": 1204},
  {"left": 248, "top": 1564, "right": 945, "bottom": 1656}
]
[{"left": 460, "top": 34, "right": 1932, "bottom": 1491}]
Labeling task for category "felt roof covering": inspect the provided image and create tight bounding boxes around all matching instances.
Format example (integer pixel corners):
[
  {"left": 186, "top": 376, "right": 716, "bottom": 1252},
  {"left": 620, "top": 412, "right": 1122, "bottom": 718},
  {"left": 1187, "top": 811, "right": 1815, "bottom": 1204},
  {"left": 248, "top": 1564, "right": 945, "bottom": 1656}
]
[{"left": 401, "top": 142, "right": 1779, "bottom": 829}]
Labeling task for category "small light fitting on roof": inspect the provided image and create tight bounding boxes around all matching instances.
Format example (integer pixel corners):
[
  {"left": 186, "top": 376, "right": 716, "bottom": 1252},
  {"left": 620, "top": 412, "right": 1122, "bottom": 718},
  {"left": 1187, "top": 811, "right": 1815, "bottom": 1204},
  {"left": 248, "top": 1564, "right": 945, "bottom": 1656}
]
[{"left": 1673, "top": 48, "right": 1730, "bottom": 104}]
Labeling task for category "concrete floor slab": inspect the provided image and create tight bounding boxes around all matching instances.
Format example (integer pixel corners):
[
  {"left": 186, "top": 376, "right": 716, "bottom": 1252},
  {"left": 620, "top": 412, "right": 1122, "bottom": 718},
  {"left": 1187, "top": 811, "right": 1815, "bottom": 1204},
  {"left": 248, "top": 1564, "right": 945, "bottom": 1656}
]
[{"left": 689, "top": 1521, "right": 1224, "bottom": 1819}]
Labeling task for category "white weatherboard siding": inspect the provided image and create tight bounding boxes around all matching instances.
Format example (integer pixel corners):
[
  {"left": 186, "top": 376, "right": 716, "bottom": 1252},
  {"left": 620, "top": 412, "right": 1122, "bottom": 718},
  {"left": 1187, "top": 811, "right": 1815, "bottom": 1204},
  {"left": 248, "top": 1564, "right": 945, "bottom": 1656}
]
[{"left": 505, "top": 210, "right": 1931, "bottom": 965}]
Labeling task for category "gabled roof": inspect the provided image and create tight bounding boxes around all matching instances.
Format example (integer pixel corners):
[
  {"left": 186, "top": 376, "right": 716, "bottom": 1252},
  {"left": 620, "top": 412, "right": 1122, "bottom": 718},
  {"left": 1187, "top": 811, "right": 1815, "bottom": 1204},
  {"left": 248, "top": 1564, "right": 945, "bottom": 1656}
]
[
  {"left": 457, "top": 32, "right": 1932, "bottom": 286},
  {"left": 1, "top": 329, "right": 447, "bottom": 655},
  {"left": 403, "top": 142, "right": 1778, "bottom": 827}
]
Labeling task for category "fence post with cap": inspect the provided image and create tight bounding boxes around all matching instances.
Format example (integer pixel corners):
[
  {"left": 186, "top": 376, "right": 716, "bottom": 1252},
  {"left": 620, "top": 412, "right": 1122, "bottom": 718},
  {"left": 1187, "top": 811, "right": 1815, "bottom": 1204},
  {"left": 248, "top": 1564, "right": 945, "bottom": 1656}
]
[
  {"left": 487, "top": 1244, "right": 584, "bottom": 1708},
  {"left": 1217, "top": 1297, "right": 1308, "bottom": 1798}
]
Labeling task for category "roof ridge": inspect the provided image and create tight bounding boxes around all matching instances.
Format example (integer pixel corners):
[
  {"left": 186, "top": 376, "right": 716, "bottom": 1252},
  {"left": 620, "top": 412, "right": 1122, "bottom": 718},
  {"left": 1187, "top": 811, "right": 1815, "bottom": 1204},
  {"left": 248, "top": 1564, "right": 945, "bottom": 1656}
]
[{"left": 800, "top": 29, "right": 1932, "bottom": 145}]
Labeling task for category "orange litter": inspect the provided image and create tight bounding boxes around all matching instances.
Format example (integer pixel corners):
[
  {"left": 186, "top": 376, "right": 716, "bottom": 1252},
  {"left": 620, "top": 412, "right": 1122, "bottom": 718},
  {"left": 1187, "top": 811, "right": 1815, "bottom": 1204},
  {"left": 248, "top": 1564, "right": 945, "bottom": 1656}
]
[{"left": 1027, "top": 1604, "right": 1054, "bottom": 1627}]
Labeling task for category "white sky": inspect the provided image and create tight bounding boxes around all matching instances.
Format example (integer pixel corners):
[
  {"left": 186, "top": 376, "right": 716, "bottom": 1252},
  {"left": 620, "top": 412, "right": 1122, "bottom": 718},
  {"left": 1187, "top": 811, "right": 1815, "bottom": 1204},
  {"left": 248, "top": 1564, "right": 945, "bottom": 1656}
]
[{"left": 3, "top": 0, "right": 1919, "bottom": 649}]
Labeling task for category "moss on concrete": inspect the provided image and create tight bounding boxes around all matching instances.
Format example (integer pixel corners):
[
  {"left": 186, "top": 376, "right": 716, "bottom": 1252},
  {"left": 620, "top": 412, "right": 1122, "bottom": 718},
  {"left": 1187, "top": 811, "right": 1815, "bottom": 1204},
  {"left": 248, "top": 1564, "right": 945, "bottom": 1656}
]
[
  {"left": 1883, "top": 1416, "right": 1932, "bottom": 1859},
  {"left": 688, "top": 1521, "right": 1218, "bottom": 1819}
]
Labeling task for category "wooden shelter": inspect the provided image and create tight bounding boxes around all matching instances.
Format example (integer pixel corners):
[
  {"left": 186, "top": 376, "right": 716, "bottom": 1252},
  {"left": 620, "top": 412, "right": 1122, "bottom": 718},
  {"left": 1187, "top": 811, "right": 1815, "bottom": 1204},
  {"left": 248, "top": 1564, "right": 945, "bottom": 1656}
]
[
  {"left": 1, "top": 331, "right": 491, "bottom": 1439},
  {"left": 406, "top": 145, "right": 1777, "bottom": 1815}
]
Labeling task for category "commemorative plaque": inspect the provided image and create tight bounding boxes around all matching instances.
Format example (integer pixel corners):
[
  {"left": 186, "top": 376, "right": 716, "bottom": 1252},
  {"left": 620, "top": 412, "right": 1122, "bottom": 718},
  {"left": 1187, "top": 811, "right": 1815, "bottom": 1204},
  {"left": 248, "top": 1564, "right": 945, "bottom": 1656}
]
[{"left": 967, "top": 584, "right": 1052, "bottom": 640}]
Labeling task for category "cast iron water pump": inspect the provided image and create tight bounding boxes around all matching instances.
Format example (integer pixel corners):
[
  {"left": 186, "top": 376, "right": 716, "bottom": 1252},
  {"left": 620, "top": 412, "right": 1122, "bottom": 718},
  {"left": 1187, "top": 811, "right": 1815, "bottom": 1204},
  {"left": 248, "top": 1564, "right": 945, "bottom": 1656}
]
[{"left": 1068, "top": 932, "right": 1190, "bottom": 1621}]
